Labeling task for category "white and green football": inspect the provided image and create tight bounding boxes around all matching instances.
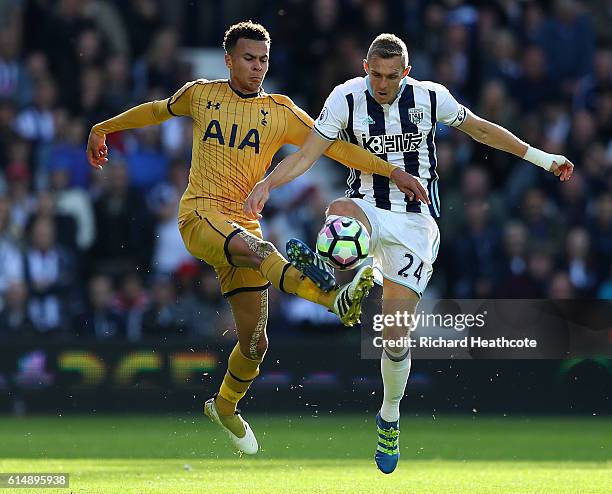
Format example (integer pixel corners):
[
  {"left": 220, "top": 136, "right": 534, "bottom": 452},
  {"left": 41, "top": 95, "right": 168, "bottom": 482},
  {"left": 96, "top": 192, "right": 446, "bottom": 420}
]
[{"left": 316, "top": 216, "right": 370, "bottom": 270}]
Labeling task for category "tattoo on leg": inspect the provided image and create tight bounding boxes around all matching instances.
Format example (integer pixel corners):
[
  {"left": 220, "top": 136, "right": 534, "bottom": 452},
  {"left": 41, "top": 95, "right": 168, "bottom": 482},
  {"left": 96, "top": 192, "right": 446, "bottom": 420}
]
[
  {"left": 249, "top": 290, "right": 268, "bottom": 359},
  {"left": 238, "top": 231, "right": 276, "bottom": 260}
]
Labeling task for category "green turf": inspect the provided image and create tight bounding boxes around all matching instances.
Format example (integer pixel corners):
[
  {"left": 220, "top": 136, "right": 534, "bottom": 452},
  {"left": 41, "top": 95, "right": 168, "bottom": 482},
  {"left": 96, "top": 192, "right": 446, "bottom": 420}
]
[{"left": 0, "top": 414, "right": 610, "bottom": 493}]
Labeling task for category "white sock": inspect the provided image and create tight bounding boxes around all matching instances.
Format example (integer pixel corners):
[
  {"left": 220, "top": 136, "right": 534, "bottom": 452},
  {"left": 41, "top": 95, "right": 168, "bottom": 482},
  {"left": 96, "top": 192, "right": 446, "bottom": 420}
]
[{"left": 380, "top": 349, "right": 411, "bottom": 422}]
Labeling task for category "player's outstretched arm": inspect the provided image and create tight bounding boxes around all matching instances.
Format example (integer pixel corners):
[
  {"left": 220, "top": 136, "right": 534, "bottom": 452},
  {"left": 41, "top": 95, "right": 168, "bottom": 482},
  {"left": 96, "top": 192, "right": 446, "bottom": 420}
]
[
  {"left": 243, "top": 130, "right": 429, "bottom": 220},
  {"left": 86, "top": 100, "right": 174, "bottom": 169},
  {"left": 87, "top": 80, "right": 198, "bottom": 169},
  {"left": 244, "top": 130, "right": 329, "bottom": 219},
  {"left": 457, "top": 108, "right": 574, "bottom": 181},
  {"left": 324, "top": 139, "right": 430, "bottom": 204}
]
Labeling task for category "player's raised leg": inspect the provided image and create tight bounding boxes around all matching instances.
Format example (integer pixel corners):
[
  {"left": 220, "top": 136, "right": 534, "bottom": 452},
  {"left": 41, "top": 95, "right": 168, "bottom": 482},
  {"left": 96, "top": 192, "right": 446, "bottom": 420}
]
[
  {"left": 204, "top": 288, "right": 269, "bottom": 455},
  {"left": 286, "top": 238, "right": 374, "bottom": 327},
  {"left": 284, "top": 196, "right": 376, "bottom": 325},
  {"left": 228, "top": 230, "right": 373, "bottom": 326}
]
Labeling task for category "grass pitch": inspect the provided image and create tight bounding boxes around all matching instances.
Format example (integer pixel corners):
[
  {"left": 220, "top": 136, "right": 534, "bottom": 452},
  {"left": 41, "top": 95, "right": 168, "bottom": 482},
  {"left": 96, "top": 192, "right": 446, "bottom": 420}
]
[{"left": 0, "top": 413, "right": 610, "bottom": 493}]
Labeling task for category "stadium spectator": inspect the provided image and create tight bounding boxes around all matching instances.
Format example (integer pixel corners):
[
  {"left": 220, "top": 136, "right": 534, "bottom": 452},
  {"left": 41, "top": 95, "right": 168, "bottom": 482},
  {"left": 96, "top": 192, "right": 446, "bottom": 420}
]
[
  {"left": 114, "top": 272, "right": 149, "bottom": 341},
  {"left": 496, "top": 221, "right": 540, "bottom": 298},
  {"left": 115, "top": 0, "right": 164, "bottom": 60},
  {"left": 177, "top": 267, "right": 233, "bottom": 338},
  {"left": 528, "top": 252, "right": 555, "bottom": 297},
  {"left": 482, "top": 29, "right": 520, "bottom": 87},
  {"left": 46, "top": 118, "right": 91, "bottom": 189},
  {"left": 27, "top": 190, "right": 78, "bottom": 253},
  {"left": 557, "top": 170, "right": 588, "bottom": 227},
  {"left": 103, "top": 53, "right": 133, "bottom": 116},
  {"left": 0, "top": 281, "right": 35, "bottom": 338},
  {"left": 92, "top": 161, "right": 153, "bottom": 275},
  {"left": 141, "top": 275, "right": 186, "bottom": 339},
  {"left": 5, "top": 158, "right": 35, "bottom": 234},
  {"left": 23, "top": 217, "right": 76, "bottom": 335},
  {"left": 124, "top": 125, "right": 169, "bottom": 190},
  {"left": 574, "top": 47, "right": 612, "bottom": 113},
  {"left": 520, "top": 188, "right": 564, "bottom": 255},
  {"left": 598, "top": 265, "right": 612, "bottom": 300},
  {"left": 132, "top": 28, "right": 186, "bottom": 99},
  {"left": 548, "top": 271, "right": 575, "bottom": 298},
  {"left": 78, "top": 67, "right": 108, "bottom": 133},
  {"left": 148, "top": 182, "right": 192, "bottom": 275},
  {"left": 0, "top": 100, "right": 17, "bottom": 171},
  {"left": 511, "top": 45, "right": 555, "bottom": 113},
  {"left": 453, "top": 198, "right": 500, "bottom": 298},
  {"left": 48, "top": 167, "right": 96, "bottom": 252},
  {"left": 589, "top": 194, "right": 612, "bottom": 275},
  {"left": 564, "top": 227, "right": 597, "bottom": 296},
  {"left": 535, "top": 0, "right": 595, "bottom": 92},
  {"left": 0, "top": 24, "right": 30, "bottom": 106},
  {"left": 0, "top": 195, "right": 23, "bottom": 299},
  {"left": 73, "top": 274, "right": 125, "bottom": 340},
  {"left": 14, "top": 77, "right": 56, "bottom": 144}
]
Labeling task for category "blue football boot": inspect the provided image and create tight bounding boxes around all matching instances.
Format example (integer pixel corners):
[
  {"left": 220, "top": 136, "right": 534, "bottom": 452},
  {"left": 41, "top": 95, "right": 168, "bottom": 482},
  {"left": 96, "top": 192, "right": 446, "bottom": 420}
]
[
  {"left": 286, "top": 238, "right": 337, "bottom": 292},
  {"left": 375, "top": 413, "right": 400, "bottom": 474}
]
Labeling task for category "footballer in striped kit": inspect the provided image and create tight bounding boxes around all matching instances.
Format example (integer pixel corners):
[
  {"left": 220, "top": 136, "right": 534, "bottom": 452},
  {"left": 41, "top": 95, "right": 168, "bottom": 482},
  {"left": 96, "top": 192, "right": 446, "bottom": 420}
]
[{"left": 245, "top": 32, "right": 573, "bottom": 475}]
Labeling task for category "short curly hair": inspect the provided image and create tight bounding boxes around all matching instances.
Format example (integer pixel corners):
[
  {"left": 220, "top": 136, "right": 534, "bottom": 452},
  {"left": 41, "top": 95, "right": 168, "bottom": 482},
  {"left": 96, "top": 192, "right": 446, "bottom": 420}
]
[{"left": 223, "top": 21, "right": 270, "bottom": 53}]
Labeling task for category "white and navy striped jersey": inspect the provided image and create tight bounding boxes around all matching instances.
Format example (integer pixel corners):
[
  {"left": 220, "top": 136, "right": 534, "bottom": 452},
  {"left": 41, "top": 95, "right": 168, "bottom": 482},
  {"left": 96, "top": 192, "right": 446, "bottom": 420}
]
[{"left": 314, "top": 76, "right": 466, "bottom": 217}]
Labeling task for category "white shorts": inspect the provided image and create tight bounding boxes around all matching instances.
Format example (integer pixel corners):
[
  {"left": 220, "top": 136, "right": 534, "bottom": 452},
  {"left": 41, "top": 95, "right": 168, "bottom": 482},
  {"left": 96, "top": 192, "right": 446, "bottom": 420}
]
[{"left": 351, "top": 198, "right": 440, "bottom": 297}]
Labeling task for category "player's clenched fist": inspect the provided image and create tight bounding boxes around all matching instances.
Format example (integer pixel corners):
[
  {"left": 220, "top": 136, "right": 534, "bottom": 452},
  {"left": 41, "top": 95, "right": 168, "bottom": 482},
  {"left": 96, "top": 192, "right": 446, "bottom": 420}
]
[
  {"left": 86, "top": 130, "right": 109, "bottom": 169},
  {"left": 390, "top": 168, "right": 431, "bottom": 204},
  {"left": 244, "top": 181, "right": 270, "bottom": 220},
  {"left": 550, "top": 158, "right": 574, "bottom": 182}
]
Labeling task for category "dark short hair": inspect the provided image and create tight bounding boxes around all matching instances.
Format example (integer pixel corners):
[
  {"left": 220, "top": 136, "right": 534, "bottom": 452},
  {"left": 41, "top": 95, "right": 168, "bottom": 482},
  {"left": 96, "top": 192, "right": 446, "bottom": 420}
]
[
  {"left": 366, "top": 33, "right": 409, "bottom": 66},
  {"left": 223, "top": 21, "right": 270, "bottom": 53}
]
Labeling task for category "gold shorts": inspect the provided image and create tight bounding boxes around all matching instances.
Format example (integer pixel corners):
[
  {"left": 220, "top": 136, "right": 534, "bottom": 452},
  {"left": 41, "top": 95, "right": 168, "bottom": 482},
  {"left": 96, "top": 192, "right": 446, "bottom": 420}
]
[{"left": 178, "top": 209, "right": 270, "bottom": 297}]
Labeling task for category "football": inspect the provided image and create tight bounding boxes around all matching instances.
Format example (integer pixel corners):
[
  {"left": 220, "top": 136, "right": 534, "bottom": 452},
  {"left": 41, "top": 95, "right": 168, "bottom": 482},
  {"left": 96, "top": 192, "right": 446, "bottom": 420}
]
[{"left": 316, "top": 216, "right": 370, "bottom": 270}]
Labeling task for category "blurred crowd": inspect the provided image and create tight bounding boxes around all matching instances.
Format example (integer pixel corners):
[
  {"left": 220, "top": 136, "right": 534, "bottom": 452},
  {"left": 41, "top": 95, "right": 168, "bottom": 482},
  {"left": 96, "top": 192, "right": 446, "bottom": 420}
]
[{"left": 0, "top": 0, "right": 611, "bottom": 341}]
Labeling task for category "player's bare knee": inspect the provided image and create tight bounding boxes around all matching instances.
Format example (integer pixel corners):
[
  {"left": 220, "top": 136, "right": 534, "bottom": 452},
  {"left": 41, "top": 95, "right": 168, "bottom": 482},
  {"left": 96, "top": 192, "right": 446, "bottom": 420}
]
[
  {"left": 327, "top": 198, "right": 359, "bottom": 217},
  {"left": 327, "top": 198, "right": 371, "bottom": 234}
]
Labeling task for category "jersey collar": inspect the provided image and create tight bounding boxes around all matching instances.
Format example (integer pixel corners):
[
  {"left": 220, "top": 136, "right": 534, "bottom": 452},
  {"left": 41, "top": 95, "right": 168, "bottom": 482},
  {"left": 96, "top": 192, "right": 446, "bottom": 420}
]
[
  {"left": 365, "top": 75, "right": 408, "bottom": 106},
  {"left": 227, "top": 81, "right": 262, "bottom": 99}
]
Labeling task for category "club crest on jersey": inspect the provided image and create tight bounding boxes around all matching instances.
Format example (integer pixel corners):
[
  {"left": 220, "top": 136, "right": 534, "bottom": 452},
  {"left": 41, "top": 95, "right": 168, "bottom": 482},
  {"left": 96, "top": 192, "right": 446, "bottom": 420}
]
[
  {"left": 360, "top": 132, "right": 423, "bottom": 155},
  {"left": 261, "top": 109, "right": 269, "bottom": 126},
  {"left": 408, "top": 107, "right": 424, "bottom": 125}
]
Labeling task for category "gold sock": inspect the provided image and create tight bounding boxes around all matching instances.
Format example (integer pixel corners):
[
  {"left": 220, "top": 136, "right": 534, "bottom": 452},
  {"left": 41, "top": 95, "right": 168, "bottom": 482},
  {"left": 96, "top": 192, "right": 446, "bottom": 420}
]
[
  {"left": 216, "top": 343, "right": 262, "bottom": 416},
  {"left": 259, "top": 251, "right": 336, "bottom": 308}
]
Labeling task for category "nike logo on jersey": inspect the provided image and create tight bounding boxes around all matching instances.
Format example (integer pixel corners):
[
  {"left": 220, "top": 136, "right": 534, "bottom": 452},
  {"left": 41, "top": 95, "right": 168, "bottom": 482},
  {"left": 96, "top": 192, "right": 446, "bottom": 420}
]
[{"left": 360, "top": 132, "right": 423, "bottom": 154}]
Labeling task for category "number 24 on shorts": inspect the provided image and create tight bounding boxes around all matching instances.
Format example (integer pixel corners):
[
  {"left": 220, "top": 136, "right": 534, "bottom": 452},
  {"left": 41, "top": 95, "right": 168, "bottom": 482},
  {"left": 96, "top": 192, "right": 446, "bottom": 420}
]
[{"left": 397, "top": 253, "right": 424, "bottom": 283}]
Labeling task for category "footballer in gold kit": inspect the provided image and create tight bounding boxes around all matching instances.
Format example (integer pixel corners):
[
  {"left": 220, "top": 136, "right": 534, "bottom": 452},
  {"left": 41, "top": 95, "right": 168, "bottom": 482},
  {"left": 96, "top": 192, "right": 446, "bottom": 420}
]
[{"left": 87, "top": 21, "right": 427, "bottom": 455}]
